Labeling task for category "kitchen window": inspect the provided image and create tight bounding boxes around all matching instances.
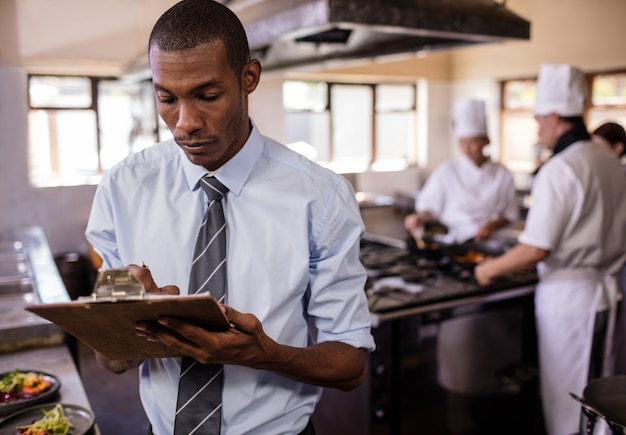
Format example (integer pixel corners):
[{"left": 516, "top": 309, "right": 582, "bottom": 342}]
[
  {"left": 588, "top": 72, "right": 626, "bottom": 131},
  {"left": 500, "top": 71, "right": 626, "bottom": 187},
  {"left": 283, "top": 80, "right": 417, "bottom": 173},
  {"left": 27, "top": 75, "right": 166, "bottom": 187}
]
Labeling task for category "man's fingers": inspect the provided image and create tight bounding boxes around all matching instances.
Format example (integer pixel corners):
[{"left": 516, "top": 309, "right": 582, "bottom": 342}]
[{"left": 124, "top": 264, "right": 180, "bottom": 294}]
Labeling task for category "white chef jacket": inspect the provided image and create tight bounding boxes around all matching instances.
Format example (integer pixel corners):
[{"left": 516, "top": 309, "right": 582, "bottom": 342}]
[
  {"left": 417, "top": 156, "right": 519, "bottom": 242},
  {"left": 423, "top": 156, "right": 521, "bottom": 397},
  {"left": 518, "top": 140, "right": 626, "bottom": 435}
]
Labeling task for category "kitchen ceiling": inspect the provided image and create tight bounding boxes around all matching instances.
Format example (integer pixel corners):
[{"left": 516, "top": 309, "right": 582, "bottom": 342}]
[
  {"left": 6, "top": 0, "right": 529, "bottom": 76},
  {"left": 233, "top": 0, "right": 531, "bottom": 71}
]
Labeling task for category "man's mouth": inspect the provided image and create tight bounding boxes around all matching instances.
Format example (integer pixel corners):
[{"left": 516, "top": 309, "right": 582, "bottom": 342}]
[{"left": 177, "top": 139, "right": 218, "bottom": 153}]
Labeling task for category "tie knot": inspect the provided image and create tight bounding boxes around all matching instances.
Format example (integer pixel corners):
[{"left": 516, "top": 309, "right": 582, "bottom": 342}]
[{"left": 200, "top": 175, "right": 228, "bottom": 201}]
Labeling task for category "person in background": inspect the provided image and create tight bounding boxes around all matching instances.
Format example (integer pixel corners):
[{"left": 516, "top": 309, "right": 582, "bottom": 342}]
[
  {"left": 592, "top": 121, "right": 626, "bottom": 163},
  {"left": 592, "top": 121, "right": 626, "bottom": 375},
  {"left": 406, "top": 99, "right": 522, "bottom": 434},
  {"left": 475, "top": 64, "right": 626, "bottom": 435},
  {"left": 404, "top": 98, "right": 519, "bottom": 245},
  {"left": 85, "top": 1, "right": 375, "bottom": 434}
]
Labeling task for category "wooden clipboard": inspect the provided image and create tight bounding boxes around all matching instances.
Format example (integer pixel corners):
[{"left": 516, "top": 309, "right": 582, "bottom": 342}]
[{"left": 25, "top": 294, "right": 229, "bottom": 360}]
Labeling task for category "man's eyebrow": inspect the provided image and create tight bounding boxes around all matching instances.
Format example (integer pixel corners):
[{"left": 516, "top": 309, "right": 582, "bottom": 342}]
[{"left": 153, "top": 80, "right": 220, "bottom": 94}]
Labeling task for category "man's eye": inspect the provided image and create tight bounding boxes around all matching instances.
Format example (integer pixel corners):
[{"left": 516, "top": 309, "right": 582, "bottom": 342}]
[
  {"left": 156, "top": 94, "right": 176, "bottom": 104},
  {"left": 200, "top": 94, "right": 219, "bottom": 102}
]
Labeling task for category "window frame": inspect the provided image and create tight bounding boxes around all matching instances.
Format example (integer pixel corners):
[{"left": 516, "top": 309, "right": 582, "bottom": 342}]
[
  {"left": 27, "top": 74, "right": 162, "bottom": 186},
  {"left": 283, "top": 80, "right": 417, "bottom": 172}
]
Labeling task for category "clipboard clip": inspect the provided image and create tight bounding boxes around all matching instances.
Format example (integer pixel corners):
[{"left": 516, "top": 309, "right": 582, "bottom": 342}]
[{"left": 81, "top": 268, "right": 147, "bottom": 302}]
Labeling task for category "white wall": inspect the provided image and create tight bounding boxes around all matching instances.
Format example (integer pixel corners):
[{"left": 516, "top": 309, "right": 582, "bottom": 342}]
[{"left": 0, "top": 64, "right": 97, "bottom": 255}]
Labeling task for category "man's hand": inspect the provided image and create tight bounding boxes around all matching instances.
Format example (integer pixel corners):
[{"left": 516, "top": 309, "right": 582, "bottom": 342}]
[
  {"left": 93, "top": 264, "right": 181, "bottom": 374},
  {"left": 136, "top": 305, "right": 368, "bottom": 391},
  {"left": 134, "top": 305, "right": 273, "bottom": 366},
  {"left": 126, "top": 263, "right": 180, "bottom": 295}
]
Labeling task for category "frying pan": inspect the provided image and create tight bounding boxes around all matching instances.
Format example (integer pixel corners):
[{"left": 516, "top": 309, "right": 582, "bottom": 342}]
[{"left": 570, "top": 376, "right": 626, "bottom": 434}]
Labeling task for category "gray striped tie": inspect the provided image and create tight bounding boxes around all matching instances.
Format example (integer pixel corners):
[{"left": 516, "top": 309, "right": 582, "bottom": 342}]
[{"left": 174, "top": 175, "right": 228, "bottom": 435}]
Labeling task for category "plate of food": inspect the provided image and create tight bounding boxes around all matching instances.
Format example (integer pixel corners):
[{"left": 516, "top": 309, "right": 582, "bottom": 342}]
[
  {"left": 0, "top": 403, "right": 95, "bottom": 435},
  {"left": 0, "top": 370, "right": 61, "bottom": 416}
]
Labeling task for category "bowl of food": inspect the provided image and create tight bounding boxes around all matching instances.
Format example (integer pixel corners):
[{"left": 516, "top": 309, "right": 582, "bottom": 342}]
[
  {"left": 0, "top": 403, "right": 95, "bottom": 435},
  {"left": 0, "top": 370, "right": 60, "bottom": 417}
]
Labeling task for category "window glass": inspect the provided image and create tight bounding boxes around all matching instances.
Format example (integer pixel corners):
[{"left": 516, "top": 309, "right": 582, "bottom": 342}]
[
  {"left": 500, "top": 111, "right": 538, "bottom": 173},
  {"left": 29, "top": 76, "right": 92, "bottom": 108},
  {"left": 283, "top": 81, "right": 327, "bottom": 112},
  {"left": 98, "top": 80, "right": 157, "bottom": 170},
  {"left": 500, "top": 79, "right": 540, "bottom": 189},
  {"left": 503, "top": 80, "right": 536, "bottom": 110},
  {"left": 282, "top": 80, "right": 416, "bottom": 172},
  {"left": 592, "top": 73, "right": 626, "bottom": 106},
  {"left": 375, "top": 112, "right": 414, "bottom": 170},
  {"left": 376, "top": 84, "right": 415, "bottom": 111},
  {"left": 28, "top": 109, "right": 99, "bottom": 186},
  {"left": 589, "top": 73, "right": 626, "bottom": 134},
  {"left": 330, "top": 84, "right": 372, "bottom": 172},
  {"left": 284, "top": 112, "right": 330, "bottom": 162},
  {"left": 375, "top": 84, "right": 416, "bottom": 170},
  {"left": 28, "top": 75, "right": 162, "bottom": 187}
]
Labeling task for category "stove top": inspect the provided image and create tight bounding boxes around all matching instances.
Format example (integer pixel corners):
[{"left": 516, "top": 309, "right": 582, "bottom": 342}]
[{"left": 360, "top": 236, "right": 538, "bottom": 314}]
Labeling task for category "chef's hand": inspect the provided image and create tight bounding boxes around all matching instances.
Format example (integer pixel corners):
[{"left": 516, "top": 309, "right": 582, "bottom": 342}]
[
  {"left": 474, "top": 258, "right": 496, "bottom": 286},
  {"left": 126, "top": 263, "right": 180, "bottom": 295},
  {"left": 404, "top": 211, "right": 434, "bottom": 234},
  {"left": 474, "top": 223, "right": 494, "bottom": 241},
  {"left": 136, "top": 305, "right": 273, "bottom": 367}
]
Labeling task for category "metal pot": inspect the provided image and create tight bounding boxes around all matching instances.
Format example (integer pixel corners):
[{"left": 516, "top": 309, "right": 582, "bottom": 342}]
[{"left": 571, "top": 376, "right": 626, "bottom": 435}]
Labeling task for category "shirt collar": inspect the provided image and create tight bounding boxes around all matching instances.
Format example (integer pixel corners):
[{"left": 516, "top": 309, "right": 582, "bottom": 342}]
[{"left": 180, "top": 121, "right": 264, "bottom": 196}]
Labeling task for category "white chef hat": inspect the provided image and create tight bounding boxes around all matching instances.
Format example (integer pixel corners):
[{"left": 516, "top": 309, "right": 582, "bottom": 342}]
[
  {"left": 534, "top": 64, "right": 587, "bottom": 116},
  {"left": 452, "top": 99, "right": 488, "bottom": 138}
]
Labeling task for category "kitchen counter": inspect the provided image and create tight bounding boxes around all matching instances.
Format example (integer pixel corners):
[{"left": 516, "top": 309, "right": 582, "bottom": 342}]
[
  {"left": 314, "top": 233, "right": 539, "bottom": 435},
  {"left": 360, "top": 233, "right": 537, "bottom": 325},
  {"left": 0, "top": 226, "right": 99, "bottom": 433},
  {"left": 0, "top": 226, "right": 70, "bottom": 352}
]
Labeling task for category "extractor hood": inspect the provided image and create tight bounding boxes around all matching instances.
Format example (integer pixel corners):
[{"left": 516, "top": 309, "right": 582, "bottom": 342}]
[{"left": 231, "top": 0, "right": 531, "bottom": 71}]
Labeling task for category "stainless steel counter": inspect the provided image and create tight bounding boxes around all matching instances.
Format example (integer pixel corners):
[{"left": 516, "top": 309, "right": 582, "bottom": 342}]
[
  {"left": 0, "top": 226, "right": 99, "bottom": 433},
  {"left": 0, "top": 226, "right": 69, "bottom": 352}
]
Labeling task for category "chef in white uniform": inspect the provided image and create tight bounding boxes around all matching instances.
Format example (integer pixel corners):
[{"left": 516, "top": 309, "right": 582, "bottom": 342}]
[
  {"left": 476, "top": 64, "right": 626, "bottom": 435},
  {"left": 406, "top": 99, "right": 522, "bottom": 434},
  {"left": 405, "top": 98, "right": 519, "bottom": 243}
]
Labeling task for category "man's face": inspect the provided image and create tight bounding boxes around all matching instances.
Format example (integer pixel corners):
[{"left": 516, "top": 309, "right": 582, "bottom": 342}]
[
  {"left": 534, "top": 113, "right": 560, "bottom": 150},
  {"left": 458, "top": 136, "right": 489, "bottom": 166},
  {"left": 150, "top": 41, "right": 260, "bottom": 171}
]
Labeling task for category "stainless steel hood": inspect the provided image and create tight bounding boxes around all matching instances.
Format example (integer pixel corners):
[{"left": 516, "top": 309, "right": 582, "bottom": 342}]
[{"left": 231, "top": 0, "right": 531, "bottom": 71}]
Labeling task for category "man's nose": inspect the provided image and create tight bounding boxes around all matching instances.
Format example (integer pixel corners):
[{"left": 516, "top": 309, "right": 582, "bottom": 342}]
[{"left": 176, "top": 102, "right": 203, "bottom": 133}]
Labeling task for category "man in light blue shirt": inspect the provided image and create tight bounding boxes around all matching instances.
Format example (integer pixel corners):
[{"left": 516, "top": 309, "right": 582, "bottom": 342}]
[{"left": 85, "top": 1, "right": 375, "bottom": 434}]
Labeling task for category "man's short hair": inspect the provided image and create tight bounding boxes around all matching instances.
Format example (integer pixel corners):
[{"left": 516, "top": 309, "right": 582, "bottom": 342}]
[{"left": 149, "top": 0, "right": 250, "bottom": 76}]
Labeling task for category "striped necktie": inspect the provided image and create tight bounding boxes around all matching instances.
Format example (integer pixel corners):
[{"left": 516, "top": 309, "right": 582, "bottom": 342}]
[{"left": 174, "top": 175, "right": 228, "bottom": 435}]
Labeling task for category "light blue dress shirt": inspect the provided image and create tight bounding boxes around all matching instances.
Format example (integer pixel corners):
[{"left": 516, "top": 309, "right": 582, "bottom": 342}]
[{"left": 85, "top": 124, "right": 375, "bottom": 435}]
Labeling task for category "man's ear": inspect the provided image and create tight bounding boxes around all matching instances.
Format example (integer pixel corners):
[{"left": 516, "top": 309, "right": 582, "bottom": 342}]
[
  {"left": 615, "top": 142, "right": 625, "bottom": 157},
  {"left": 242, "top": 59, "right": 261, "bottom": 96}
]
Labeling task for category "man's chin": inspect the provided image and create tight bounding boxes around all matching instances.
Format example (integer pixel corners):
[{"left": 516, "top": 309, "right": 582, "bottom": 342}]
[{"left": 184, "top": 152, "right": 214, "bottom": 168}]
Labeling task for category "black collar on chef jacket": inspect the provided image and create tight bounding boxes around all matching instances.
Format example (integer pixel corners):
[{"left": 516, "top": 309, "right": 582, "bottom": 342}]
[
  {"left": 552, "top": 119, "right": 591, "bottom": 157},
  {"left": 533, "top": 119, "right": 591, "bottom": 177}
]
